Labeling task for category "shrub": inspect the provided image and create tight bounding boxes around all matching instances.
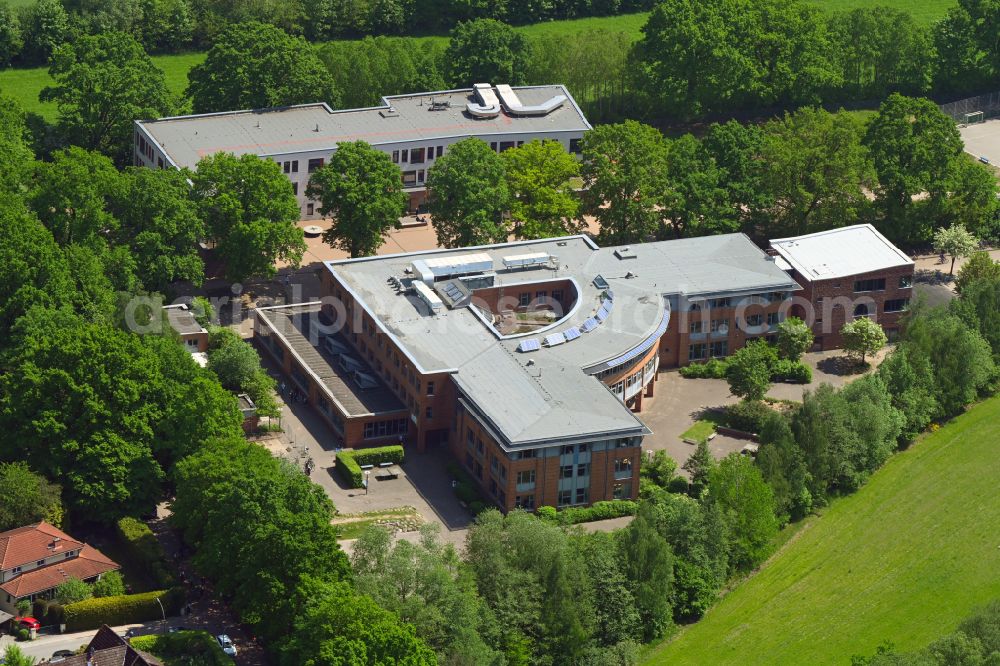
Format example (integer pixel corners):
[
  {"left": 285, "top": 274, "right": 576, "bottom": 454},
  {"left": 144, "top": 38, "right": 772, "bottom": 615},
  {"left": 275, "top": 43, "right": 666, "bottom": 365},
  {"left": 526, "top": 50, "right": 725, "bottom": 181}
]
[
  {"left": 771, "top": 359, "right": 812, "bottom": 383},
  {"left": 536, "top": 500, "right": 638, "bottom": 525},
  {"left": 445, "top": 462, "right": 489, "bottom": 508},
  {"left": 680, "top": 358, "right": 729, "bottom": 378},
  {"left": 55, "top": 577, "right": 92, "bottom": 605},
  {"left": 16, "top": 628, "right": 29, "bottom": 641},
  {"left": 724, "top": 400, "right": 772, "bottom": 434},
  {"left": 92, "top": 571, "right": 125, "bottom": 598},
  {"left": 63, "top": 588, "right": 184, "bottom": 632},
  {"left": 130, "top": 630, "right": 230, "bottom": 665},
  {"left": 117, "top": 517, "right": 175, "bottom": 589},
  {"left": 44, "top": 602, "right": 64, "bottom": 627},
  {"left": 32, "top": 599, "right": 48, "bottom": 621},
  {"left": 335, "top": 446, "right": 405, "bottom": 488}
]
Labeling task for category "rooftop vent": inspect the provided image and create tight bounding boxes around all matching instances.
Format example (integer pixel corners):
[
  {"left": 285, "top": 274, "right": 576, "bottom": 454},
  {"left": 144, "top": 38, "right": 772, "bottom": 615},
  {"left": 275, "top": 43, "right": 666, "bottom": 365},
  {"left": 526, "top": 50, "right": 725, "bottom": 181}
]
[
  {"left": 466, "top": 83, "right": 501, "bottom": 119},
  {"left": 495, "top": 84, "right": 566, "bottom": 116},
  {"left": 379, "top": 107, "right": 399, "bottom": 118},
  {"left": 411, "top": 253, "right": 493, "bottom": 284},
  {"left": 614, "top": 247, "right": 637, "bottom": 260},
  {"left": 413, "top": 280, "right": 444, "bottom": 313},
  {"left": 354, "top": 371, "right": 379, "bottom": 389},
  {"left": 502, "top": 252, "right": 552, "bottom": 271}
]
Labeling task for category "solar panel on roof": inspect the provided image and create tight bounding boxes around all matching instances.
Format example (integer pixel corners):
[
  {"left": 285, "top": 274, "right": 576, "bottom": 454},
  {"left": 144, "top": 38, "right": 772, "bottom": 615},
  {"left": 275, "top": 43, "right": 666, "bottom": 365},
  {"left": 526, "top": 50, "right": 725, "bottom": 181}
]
[
  {"left": 601, "top": 298, "right": 614, "bottom": 312},
  {"left": 604, "top": 310, "right": 671, "bottom": 369},
  {"left": 544, "top": 333, "right": 566, "bottom": 347},
  {"left": 564, "top": 327, "right": 581, "bottom": 341},
  {"left": 518, "top": 339, "right": 540, "bottom": 352},
  {"left": 595, "top": 308, "right": 608, "bottom": 322},
  {"left": 581, "top": 318, "right": 598, "bottom": 332},
  {"left": 605, "top": 289, "right": 614, "bottom": 301}
]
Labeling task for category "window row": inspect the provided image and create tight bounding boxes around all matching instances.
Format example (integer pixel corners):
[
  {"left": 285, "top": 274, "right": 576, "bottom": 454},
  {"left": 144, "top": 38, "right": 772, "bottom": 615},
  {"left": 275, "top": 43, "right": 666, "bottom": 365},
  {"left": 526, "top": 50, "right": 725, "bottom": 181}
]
[
  {"left": 363, "top": 417, "right": 408, "bottom": 440},
  {"left": 688, "top": 340, "right": 729, "bottom": 361}
]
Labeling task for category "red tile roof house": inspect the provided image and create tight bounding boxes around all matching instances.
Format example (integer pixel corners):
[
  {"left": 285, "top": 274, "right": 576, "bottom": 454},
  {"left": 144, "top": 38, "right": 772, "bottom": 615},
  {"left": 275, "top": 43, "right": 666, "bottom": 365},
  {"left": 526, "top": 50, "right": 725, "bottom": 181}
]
[{"left": 0, "top": 522, "right": 120, "bottom": 627}]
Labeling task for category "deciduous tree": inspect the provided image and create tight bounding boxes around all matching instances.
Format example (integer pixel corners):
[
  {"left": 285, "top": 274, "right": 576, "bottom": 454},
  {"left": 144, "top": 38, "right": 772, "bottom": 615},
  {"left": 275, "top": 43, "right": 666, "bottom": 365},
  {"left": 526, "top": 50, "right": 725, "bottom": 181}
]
[
  {"left": 659, "top": 133, "right": 733, "bottom": 239},
  {"left": 55, "top": 577, "right": 92, "bottom": 605},
  {"left": 306, "top": 140, "right": 406, "bottom": 258},
  {"left": 580, "top": 120, "right": 668, "bottom": 246},
  {"left": 841, "top": 317, "right": 887, "bottom": 365},
  {"left": 617, "top": 509, "right": 674, "bottom": 641},
  {"left": 707, "top": 453, "right": 777, "bottom": 572},
  {"left": 501, "top": 139, "right": 581, "bottom": 239},
  {"left": 725, "top": 340, "right": 777, "bottom": 400},
  {"left": 776, "top": 316, "right": 813, "bottom": 361},
  {"left": 426, "top": 138, "right": 511, "bottom": 248},
  {"left": 445, "top": 19, "right": 530, "bottom": 87},
  {"left": 191, "top": 152, "right": 305, "bottom": 281},
  {"left": 933, "top": 223, "right": 978, "bottom": 275},
  {"left": 682, "top": 440, "right": 714, "bottom": 497},
  {"left": 0, "top": 462, "right": 63, "bottom": 531},
  {"left": 41, "top": 31, "right": 173, "bottom": 166},
  {"left": 955, "top": 251, "right": 1000, "bottom": 294},
  {"left": 186, "top": 21, "right": 340, "bottom": 113}
]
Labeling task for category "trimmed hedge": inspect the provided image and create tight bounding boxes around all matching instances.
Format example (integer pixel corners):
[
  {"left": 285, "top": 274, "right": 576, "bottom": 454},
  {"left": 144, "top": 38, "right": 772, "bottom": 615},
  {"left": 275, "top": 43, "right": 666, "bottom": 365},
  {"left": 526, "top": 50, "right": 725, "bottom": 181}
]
[
  {"left": 64, "top": 588, "right": 184, "bottom": 632},
  {"left": 681, "top": 357, "right": 812, "bottom": 384},
  {"left": 116, "top": 517, "right": 175, "bottom": 589},
  {"left": 536, "top": 500, "right": 638, "bottom": 526},
  {"left": 335, "top": 445, "right": 405, "bottom": 488},
  {"left": 679, "top": 358, "right": 729, "bottom": 379},
  {"left": 130, "top": 630, "right": 231, "bottom": 666},
  {"left": 32, "top": 599, "right": 64, "bottom": 627}
]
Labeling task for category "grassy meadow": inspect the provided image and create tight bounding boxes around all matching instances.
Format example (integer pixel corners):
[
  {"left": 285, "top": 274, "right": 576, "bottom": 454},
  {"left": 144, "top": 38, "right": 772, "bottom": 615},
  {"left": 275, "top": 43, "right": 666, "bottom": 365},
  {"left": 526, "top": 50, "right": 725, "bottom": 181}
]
[{"left": 643, "top": 394, "right": 1000, "bottom": 665}]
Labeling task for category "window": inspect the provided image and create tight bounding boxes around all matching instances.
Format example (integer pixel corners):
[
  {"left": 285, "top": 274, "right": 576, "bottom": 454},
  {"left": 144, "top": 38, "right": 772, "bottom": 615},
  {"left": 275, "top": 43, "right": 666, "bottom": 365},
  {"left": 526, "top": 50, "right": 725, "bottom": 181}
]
[
  {"left": 392, "top": 150, "right": 399, "bottom": 163},
  {"left": 854, "top": 278, "right": 886, "bottom": 292},
  {"left": 767, "top": 312, "right": 780, "bottom": 326},
  {"left": 853, "top": 303, "right": 871, "bottom": 319},
  {"left": 613, "top": 482, "right": 632, "bottom": 500},
  {"left": 283, "top": 160, "right": 292, "bottom": 173},
  {"left": 551, "top": 289, "right": 563, "bottom": 302},
  {"left": 884, "top": 298, "right": 909, "bottom": 313},
  {"left": 465, "top": 453, "right": 474, "bottom": 469},
  {"left": 577, "top": 463, "right": 590, "bottom": 477},
  {"left": 688, "top": 302, "right": 702, "bottom": 312},
  {"left": 426, "top": 381, "right": 435, "bottom": 396},
  {"left": 436, "top": 146, "right": 444, "bottom": 158},
  {"left": 489, "top": 479, "right": 497, "bottom": 495},
  {"left": 899, "top": 275, "right": 913, "bottom": 288},
  {"left": 614, "top": 458, "right": 632, "bottom": 474},
  {"left": 745, "top": 314, "right": 763, "bottom": 327},
  {"left": 560, "top": 465, "right": 573, "bottom": 479},
  {"left": 515, "top": 494, "right": 535, "bottom": 510},
  {"left": 12, "top": 566, "right": 21, "bottom": 573},
  {"left": 417, "top": 170, "right": 425, "bottom": 184},
  {"left": 709, "top": 297, "right": 731, "bottom": 308},
  {"left": 689, "top": 321, "right": 704, "bottom": 334},
  {"left": 402, "top": 171, "right": 417, "bottom": 186},
  {"left": 499, "top": 141, "right": 516, "bottom": 152},
  {"left": 401, "top": 149, "right": 409, "bottom": 162},
  {"left": 410, "top": 147, "right": 425, "bottom": 163},
  {"left": 558, "top": 490, "right": 572, "bottom": 507},
  {"left": 308, "top": 158, "right": 324, "bottom": 173},
  {"left": 513, "top": 449, "right": 537, "bottom": 460},
  {"left": 292, "top": 182, "right": 298, "bottom": 195},
  {"left": 157, "top": 157, "right": 163, "bottom": 168},
  {"left": 535, "top": 290, "right": 548, "bottom": 300},
  {"left": 688, "top": 343, "right": 707, "bottom": 361},
  {"left": 490, "top": 142, "right": 498, "bottom": 151},
  {"left": 518, "top": 292, "right": 530, "bottom": 307},
  {"left": 711, "top": 318, "right": 729, "bottom": 334},
  {"left": 569, "top": 138, "right": 582, "bottom": 154},
  {"left": 561, "top": 445, "right": 574, "bottom": 455},
  {"left": 477, "top": 438, "right": 484, "bottom": 454},
  {"left": 306, "top": 203, "right": 314, "bottom": 216},
  {"left": 36, "top": 559, "right": 45, "bottom": 566},
  {"left": 516, "top": 470, "right": 535, "bottom": 489},
  {"left": 575, "top": 488, "right": 588, "bottom": 505},
  {"left": 425, "top": 407, "right": 433, "bottom": 419},
  {"left": 578, "top": 443, "right": 588, "bottom": 453},
  {"left": 710, "top": 340, "right": 728, "bottom": 357},
  {"left": 466, "top": 428, "right": 474, "bottom": 447}
]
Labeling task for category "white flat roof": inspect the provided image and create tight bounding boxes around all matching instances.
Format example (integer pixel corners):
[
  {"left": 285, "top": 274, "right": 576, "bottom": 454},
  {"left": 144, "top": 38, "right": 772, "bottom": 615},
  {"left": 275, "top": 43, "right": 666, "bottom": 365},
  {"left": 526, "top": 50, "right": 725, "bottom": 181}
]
[{"left": 769, "top": 224, "right": 913, "bottom": 281}]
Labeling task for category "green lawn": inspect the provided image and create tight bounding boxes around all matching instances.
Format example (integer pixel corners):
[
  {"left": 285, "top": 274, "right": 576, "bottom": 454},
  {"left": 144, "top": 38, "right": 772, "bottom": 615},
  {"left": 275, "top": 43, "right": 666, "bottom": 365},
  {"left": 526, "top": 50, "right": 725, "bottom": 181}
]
[
  {"left": 680, "top": 412, "right": 726, "bottom": 443},
  {"left": 643, "top": 394, "right": 1000, "bottom": 666}
]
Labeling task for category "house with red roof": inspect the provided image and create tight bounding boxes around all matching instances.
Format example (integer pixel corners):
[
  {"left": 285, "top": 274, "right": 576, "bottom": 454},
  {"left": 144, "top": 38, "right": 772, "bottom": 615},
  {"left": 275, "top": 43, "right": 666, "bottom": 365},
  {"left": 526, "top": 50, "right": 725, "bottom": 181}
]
[{"left": 0, "top": 522, "right": 119, "bottom": 625}]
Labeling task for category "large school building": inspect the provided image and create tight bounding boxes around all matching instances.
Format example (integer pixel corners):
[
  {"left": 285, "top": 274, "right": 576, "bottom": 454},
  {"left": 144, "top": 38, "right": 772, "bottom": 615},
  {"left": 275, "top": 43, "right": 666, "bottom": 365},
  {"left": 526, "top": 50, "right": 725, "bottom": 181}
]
[{"left": 133, "top": 83, "right": 590, "bottom": 218}]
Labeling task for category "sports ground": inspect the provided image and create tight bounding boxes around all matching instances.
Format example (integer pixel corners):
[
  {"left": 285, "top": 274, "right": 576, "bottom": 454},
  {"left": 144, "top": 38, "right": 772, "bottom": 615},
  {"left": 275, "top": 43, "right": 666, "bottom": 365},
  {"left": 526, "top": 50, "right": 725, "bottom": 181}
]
[{"left": 960, "top": 117, "right": 1000, "bottom": 168}]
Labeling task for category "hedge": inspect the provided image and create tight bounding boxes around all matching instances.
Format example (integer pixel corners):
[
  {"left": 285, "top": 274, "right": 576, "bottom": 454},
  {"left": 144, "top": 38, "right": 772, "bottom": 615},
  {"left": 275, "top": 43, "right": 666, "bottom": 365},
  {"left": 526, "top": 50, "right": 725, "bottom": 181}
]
[
  {"left": 536, "top": 500, "right": 638, "bottom": 526},
  {"left": 679, "top": 358, "right": 729, "bottom": 379},
  {"left": 681, "top": 357, "right": 812, "bottom": 384},
  {"left": 130, "top": 630, "right": 231, "bottom": 665},
  {"left": 335, "top": 445, "right": 405, "bottom": 488},
  {"left": 64, "top": 588, "right": 184, "bottom": 632},
  {"left": 116, "top": 517, "right": 175, "bottom": 589},
  {"left": 724, "top": 400, "right": 773, "bottom": 434}
]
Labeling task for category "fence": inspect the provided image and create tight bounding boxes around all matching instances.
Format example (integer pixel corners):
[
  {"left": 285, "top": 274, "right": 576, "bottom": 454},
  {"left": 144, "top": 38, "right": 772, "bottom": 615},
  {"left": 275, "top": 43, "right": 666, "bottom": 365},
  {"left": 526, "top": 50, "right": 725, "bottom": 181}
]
[{"left": 940, "top": 90, "right": 1000, "bottom": 122}]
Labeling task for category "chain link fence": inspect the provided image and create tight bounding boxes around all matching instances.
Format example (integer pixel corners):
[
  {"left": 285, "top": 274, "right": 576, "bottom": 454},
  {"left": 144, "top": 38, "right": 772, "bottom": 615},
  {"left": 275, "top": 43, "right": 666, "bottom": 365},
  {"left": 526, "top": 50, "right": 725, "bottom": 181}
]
[{"left": 940, "top": 91, "right": 1000, "bottom": 122}]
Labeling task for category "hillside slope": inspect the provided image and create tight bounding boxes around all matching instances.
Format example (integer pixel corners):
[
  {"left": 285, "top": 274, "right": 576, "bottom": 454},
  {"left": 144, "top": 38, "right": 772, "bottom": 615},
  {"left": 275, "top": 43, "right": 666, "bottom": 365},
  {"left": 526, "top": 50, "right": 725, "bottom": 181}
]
[{"left": 645, "top": 394, "right": 1000, "bottom": 665}]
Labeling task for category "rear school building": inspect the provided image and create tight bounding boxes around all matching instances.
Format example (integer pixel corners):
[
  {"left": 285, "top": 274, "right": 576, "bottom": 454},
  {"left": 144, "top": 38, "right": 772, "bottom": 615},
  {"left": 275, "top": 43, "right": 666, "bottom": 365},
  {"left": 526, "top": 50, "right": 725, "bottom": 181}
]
[
  {"left": 253, "top": 227, "right": 912, "bottom": 512},
  {"left": 133, "top": 83, "right": 590, "bottom": 219}
]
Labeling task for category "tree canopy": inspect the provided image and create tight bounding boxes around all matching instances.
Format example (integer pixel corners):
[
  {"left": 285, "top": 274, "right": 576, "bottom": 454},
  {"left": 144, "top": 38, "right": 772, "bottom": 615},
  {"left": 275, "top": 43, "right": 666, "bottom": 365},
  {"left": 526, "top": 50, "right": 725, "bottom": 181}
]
[
  {"left": 725, "top": 340, "right": 777, "bottom": 401},
  {"left": 0, "top": 461, "right": 63, "bottom": 531},
  {"left": 841, "top": 317, "right": 887, "bottom": 365},
  {"left": 186, "top": 21, "right": 340, "bottom": 113},
  {"left": 445, "top": 19, "right": 530, "bottom": 87},
  {"left": 41, "top": 31, "right": 173, "bottom": 166},
  {"left": 306, "top": 140, "right": 406, "bottom": 258},
  {"left": 426, "top": 138, "right": 511, "bottom": 248},
  {"left": 776, "top": 316, "right": 813, "bottom": 361},
  {"left": 191, "top": 152, "right": 305, "bottom": 281},
  {"left": 933, "top": 223, "right": 978, "bottom": 275},
  {"left": 501, "top": 139, "right": 582, "bottom": 240}
]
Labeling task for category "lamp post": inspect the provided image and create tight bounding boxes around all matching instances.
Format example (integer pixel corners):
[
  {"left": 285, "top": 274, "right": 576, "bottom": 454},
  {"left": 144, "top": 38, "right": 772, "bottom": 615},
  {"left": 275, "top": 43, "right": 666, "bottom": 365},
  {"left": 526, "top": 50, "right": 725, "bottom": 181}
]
[{"left": 365, "top": 470, "right": 371, "bottom": 495}]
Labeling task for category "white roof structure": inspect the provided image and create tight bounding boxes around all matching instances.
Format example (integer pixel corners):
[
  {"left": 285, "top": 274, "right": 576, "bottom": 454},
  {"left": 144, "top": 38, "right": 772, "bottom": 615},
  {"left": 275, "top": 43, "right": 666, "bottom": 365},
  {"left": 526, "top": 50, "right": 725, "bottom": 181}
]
[{"left": 770, "top": 224, "right": 913, "bottom": 281}]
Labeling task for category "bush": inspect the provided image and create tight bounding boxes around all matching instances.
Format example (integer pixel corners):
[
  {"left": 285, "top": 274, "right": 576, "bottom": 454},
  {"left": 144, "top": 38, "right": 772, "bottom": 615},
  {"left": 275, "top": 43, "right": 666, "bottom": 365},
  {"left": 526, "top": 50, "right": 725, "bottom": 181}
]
[
  {"left": 130, "top": 630, "right": 231, "bottom": 665},
  {"left": 44, "top": 602, "right": 64, "bottom": 627},
  {"left": 445, "top": 462, "right": 489, "bottom": 509},
  {"left": 16, "top": 628, "right": 29, "bottom": 641},
  {"left": 680, "top": 358, "right": 729, "bottom": 379},
  {"left": 771, "top": 359, "right": 812, "bottom": 383},
  {"left": 117, "top": 517, "right": 175, "bottom": 589},
  {"left": 92, "top": 571, "right": 126, "bottom": 598},
  {"left": 63, "top": 588, "right": 184, "bottom": 632},
  {"left": 724, "top": 400, "right": 773, "bottom": 434},
  {"left": 32, "top": 599, "right": 48, "bottom": 621},
  {"left": 55, "top": 577, "right": 92, "bottom": 605},
  {"left": 335, "top": 446, "right": 405, "bottom": 488},
  {"left": 536, "top": 500, "right": 638, "bottom": 526}
]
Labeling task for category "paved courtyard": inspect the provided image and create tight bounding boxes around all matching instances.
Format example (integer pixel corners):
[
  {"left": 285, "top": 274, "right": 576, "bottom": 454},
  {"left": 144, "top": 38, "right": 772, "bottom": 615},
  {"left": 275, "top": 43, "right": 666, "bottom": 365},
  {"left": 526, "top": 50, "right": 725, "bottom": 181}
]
[{"left": 959, "top": 117, "right": 1000, "bottom": 167}]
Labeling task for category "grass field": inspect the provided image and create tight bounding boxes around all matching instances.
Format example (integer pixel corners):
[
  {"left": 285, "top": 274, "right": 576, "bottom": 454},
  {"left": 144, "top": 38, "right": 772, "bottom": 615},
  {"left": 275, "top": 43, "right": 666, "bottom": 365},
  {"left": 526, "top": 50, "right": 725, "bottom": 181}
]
[{"left": 643, "top": 394, "right": 1000, "bottom": 666}]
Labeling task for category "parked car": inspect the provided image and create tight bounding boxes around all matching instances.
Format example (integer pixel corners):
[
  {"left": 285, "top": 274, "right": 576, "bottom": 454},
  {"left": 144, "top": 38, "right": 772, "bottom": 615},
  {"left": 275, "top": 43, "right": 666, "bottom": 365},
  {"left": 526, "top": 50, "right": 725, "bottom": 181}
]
[
  {"left": 217, "top": 634, "right": 237, "bottom": 657},
  {"left": 18, "top": 617, "right": 41, "bottom": 630}
]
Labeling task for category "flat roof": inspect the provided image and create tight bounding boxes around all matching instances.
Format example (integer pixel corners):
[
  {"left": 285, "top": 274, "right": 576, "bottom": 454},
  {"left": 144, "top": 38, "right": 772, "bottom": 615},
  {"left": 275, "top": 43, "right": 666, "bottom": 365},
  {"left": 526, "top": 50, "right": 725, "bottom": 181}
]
[
  {"left": 163, "top": 305, "right": 205, "bottom": 336},
  {"left": 327, "top": 234, "right": 800, "bottom": 447},
  {"left": 770, "top": 224, "right": 913, "bottom": 281},
  {"left": 136, "top": 85, "right": 591, "bottom": 170},
  {"left": 256, "top": 304, "right": 406, "bottom": 418}
]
